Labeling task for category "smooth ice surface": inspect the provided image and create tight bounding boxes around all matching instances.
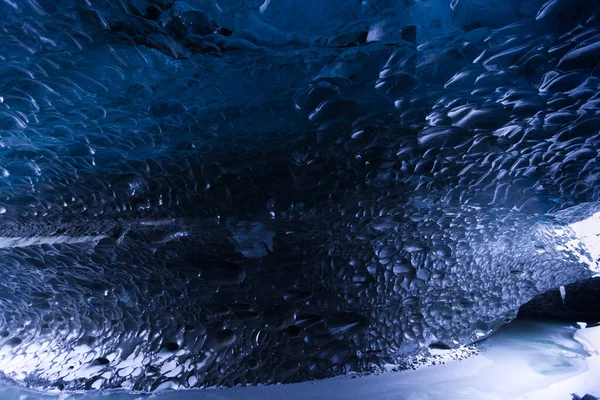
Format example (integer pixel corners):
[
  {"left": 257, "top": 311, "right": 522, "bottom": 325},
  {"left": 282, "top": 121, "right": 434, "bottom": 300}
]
[{"left": 1, "top": 319, "right": 599, "bottom": 400}]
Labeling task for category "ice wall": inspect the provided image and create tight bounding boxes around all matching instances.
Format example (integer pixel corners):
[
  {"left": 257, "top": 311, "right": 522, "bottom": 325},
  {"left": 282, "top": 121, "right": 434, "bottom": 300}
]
[{"left": 0, "top": 0, "right": 599, "bottom": 392}]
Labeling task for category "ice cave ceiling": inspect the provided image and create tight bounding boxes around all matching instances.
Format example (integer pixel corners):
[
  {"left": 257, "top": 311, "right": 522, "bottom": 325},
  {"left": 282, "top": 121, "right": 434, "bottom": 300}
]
[{"left": 0, "top": 0, "right": 599, "bottom": 393}]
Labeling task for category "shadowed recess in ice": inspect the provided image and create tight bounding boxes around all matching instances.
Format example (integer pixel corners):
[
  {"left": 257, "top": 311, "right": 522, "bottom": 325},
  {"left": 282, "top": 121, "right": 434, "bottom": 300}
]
[{"left": 0, "top": 0, "right": 600, "bottom": 392}]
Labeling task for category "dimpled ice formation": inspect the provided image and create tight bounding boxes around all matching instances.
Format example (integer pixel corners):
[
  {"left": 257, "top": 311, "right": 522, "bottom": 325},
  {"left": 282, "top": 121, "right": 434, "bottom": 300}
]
[{"left": 0, "top": 0, "right": 599, "bottom": 392}]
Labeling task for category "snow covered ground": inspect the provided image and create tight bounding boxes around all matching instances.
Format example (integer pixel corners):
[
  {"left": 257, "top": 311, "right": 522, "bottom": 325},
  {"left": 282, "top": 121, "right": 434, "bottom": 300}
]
[{"left": 3, "top": 319, "right": 599, "bottom": 400}]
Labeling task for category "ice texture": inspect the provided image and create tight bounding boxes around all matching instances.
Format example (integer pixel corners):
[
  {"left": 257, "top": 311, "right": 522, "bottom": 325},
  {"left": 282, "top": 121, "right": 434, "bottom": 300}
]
[
  {"left": 0, "top": 0, "right": 599, "bottom": 392},
  {"left": 1, "top": 319, "right": 599, "bottom": 399}
]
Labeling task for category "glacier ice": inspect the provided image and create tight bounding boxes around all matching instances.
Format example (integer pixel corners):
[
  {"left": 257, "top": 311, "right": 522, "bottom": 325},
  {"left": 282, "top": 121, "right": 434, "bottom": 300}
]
[
  {"left": 1, "top": 319, "right": 599, "bottom": 399},
  {"left": 0, "top": 0, "right": 598, "bottom": 393}
]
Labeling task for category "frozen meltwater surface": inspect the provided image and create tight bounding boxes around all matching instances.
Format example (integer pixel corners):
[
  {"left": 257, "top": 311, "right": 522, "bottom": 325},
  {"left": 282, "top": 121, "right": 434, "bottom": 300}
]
[{"left": 3, "top": 319, "right": 599, "bottom": 400}]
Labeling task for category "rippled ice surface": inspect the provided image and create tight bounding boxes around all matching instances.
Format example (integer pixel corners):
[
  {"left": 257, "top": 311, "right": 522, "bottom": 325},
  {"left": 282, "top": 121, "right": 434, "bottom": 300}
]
[
  {"left": 2, "top": 319, "right": 599, "bottom": 400},
  {"left": 3, "top": 0, "right": 600, "bottom": 392}
]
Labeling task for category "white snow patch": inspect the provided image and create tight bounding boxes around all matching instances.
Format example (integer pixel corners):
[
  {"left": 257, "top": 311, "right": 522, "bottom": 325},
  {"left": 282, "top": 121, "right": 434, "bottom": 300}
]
[
  {"left": 566, "top": 211, "right": 600, "bottom": 275},
  {"left": 526, "top": 325, "right": 600, "bottom": 400}
]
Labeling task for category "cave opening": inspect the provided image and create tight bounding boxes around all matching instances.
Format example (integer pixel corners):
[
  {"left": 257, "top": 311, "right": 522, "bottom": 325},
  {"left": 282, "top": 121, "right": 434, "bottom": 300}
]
[{"left": 518, "top": 278, "right": 600, "bottom": 324}]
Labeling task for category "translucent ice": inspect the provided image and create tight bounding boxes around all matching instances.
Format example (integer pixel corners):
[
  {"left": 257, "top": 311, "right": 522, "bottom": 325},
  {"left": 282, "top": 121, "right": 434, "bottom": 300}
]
[{"left": 0, "top": 0, "right": 598, "bottom": 392}]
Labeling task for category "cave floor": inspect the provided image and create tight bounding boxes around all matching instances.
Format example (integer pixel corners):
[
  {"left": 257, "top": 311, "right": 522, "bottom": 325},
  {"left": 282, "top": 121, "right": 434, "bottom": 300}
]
[{"left": 3, "top": 319, "right": 599, "bottom": 400}]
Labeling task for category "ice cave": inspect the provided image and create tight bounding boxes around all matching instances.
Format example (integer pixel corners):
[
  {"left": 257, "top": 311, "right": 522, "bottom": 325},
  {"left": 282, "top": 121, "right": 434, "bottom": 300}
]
[{"left": 0, "top": 0, "right": 599, "bottom": 398}]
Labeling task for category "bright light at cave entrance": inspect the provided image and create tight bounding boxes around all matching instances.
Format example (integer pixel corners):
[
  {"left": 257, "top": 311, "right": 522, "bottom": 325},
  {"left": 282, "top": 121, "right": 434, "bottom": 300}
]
[{"left": 568, "top": 212, "right": 600, "bottom": 275}]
